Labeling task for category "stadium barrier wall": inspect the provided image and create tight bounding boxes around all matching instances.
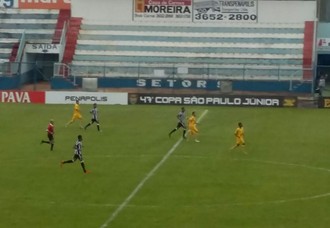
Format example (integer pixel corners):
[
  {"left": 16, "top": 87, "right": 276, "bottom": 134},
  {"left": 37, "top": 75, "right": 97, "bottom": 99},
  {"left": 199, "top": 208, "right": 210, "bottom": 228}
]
[
  {"left": 233, "top": 80, "right": 312, "bottom": 93},
  {"left": 51, "top": 77, "right": 76, "bottom": 89},
  {"left": 128, "top": 93, "right": 298, "bottom": 108},
  {"left": 0, "top": 76, "right": 20, "bottom": 90},
  {"left": 50, "top": 77, "right": 312, "bottom": 94}
]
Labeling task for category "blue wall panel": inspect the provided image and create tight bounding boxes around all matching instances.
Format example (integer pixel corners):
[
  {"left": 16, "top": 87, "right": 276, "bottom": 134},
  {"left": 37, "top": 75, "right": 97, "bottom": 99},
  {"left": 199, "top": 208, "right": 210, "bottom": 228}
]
[
  {"left": 47, "top": 76, "right": 313, "bottom": 93},
  {"left": 50, "top": 77, "right": 75, "bottom": 90},
  {"left": 0, "top": 76, "right": 20, "bottom": 90}
]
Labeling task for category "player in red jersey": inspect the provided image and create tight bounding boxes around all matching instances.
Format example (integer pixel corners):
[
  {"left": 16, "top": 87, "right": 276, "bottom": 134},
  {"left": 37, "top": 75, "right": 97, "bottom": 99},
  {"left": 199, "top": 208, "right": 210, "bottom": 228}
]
[{"left": 41, "top": 119, "right": 55, "bottom": 151}]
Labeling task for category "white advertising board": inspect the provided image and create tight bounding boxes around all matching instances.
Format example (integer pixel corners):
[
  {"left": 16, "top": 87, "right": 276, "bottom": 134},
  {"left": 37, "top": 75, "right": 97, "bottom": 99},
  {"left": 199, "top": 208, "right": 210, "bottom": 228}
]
[
  {"left": 45, "top": 91, "right": 128, "bottom": 105},
  {"left": 193, "top": 0, "right": 258, "bottom": 23},
  {"left": 133, "top": 0, "right": 193, "bottom": 22},
  {"left": 318, "top": 38, "right": 330, "bottom": 48}
]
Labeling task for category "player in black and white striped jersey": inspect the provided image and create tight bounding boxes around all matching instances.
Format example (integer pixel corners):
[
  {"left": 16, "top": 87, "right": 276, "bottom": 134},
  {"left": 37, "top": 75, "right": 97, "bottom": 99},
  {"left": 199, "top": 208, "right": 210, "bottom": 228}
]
[
  {"left": 84, "top": 103, "right": 101, "bottom": 132},
  {"left": 61, "top": 135, "right": 90, "bottom": 174},
  {"left": 168, "top": 107, "right": 187, "bottom": 139}
]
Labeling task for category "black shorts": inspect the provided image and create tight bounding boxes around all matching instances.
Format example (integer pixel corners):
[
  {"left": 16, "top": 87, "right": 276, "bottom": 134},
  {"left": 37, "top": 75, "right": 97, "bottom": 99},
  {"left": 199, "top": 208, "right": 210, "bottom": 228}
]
[
  {"left": 91, "top": 118, "right": 99, "bottom": 124},
  {"left": 47, "top": 133, "right": 54, "bottom": 141},
  {"left": 176, "top": 122, "right": 186, "bottom": 129},
  {"left": 72, "top": 153, "right": 83, "bottom": 162}
]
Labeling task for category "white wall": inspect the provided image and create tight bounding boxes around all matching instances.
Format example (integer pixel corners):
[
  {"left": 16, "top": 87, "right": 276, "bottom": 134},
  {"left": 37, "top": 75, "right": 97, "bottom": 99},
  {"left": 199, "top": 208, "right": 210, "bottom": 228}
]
[
  {"left": 71, "top": 0, "right": 132, "bottom": 24},
  {"left": 258, "top": 1, "right": 316, "bottom": 23},
  {"left": 71, "top": 0, "right": 317, "bottom": 24}
]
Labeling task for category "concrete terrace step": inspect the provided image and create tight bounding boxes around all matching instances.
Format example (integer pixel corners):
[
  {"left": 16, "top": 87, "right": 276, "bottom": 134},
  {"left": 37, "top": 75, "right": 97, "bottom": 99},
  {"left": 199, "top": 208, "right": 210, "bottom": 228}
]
[{"left": 77, "top": 40, "right": 303, "bottom": 49}]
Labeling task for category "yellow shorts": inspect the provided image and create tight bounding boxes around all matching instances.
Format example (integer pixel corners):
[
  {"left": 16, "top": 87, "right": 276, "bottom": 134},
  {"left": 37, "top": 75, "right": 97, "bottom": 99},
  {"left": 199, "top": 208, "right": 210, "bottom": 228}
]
[
  {"left": 71, "top": 113, "right": 82, "bottom": 121},
  {"left": 236, "top": 137, "right": 245, "bottom": 145},
  {"left": 189, "top": 125, "right": 198, "bottom": 135}
]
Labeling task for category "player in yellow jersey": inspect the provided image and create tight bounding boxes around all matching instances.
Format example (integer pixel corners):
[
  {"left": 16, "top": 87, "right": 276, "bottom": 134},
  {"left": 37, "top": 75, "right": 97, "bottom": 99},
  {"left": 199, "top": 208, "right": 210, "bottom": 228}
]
[
  {"left": 231, "top": 122, "right": 245, "bottom": 150},
  {"left": 188, "top": 111, "right": 200, "bottom": 143},
  {"left": 65, "top": 100, "right": 83, "bottom": 128}
]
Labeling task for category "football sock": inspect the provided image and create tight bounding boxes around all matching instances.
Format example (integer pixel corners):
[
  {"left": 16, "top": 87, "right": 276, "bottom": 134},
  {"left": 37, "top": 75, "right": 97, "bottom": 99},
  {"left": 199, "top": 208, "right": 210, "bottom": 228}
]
[
  {"left": 81, "top": 162, "right": 87, "bottom": 173},
  {"left": 97, "top": 124, "right": 100, "bottom": 131},
  {"left": 169, "top": 128, "right": 177, "bottom": 135},
  {"left": 62, "top": 160, "right": 73, "bottom": 164},
  {"left": 183, "top": 130, "right": 186, "bottom": 138},
  {"left": 42, "top": 140, "right": 50, "bottom": 144},
  {"left": 84, "top": 123, "right": 91, "bottom": 129},
  {"left": 50, "top": 144, "right": 54, "bottom": 151}
]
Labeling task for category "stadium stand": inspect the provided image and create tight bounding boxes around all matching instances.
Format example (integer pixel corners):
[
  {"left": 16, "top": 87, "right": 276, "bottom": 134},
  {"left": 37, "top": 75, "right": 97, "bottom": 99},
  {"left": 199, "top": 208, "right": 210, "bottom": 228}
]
[
  {"left": 70, "top": 22, "right": 308, "bottom": 80},
  {"left": 0, "top": 8, "right": 59, "bottom": 63}
]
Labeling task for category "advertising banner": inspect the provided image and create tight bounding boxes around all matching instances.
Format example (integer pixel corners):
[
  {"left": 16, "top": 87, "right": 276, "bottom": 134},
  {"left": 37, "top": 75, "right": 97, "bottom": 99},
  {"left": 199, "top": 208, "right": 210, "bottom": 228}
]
[
  {"left": 318, "top": 97, "right": 330, "bottom": 108},
  {"left": 25, "top": 44, "right": 61, "bottom": 54},
  {"left": 133, "top": 0, "right": 257, "bottom": 23},
  {"left": 0, "top": 0, "right": 70, "bottom": 9},
  {"left": 45, "top": 91, "right": 128, "bottom": 105},
  {"left": 133, "top": 0, "right": 192, "bottom": 22},
  {"left": 317, "top": 38, "right": 330, "bottom": 48},
  {"left": 18, "top": 0, "right": 70, "bottom": 9},
  {"left": 0, "top": 91, "right": 45, "bottom": 103},
  {"left": 193, "top": 0, "right": 258, "bottom": 23},
  {"left": 128, "top": 93, "right": 297, "bottom": 107}
]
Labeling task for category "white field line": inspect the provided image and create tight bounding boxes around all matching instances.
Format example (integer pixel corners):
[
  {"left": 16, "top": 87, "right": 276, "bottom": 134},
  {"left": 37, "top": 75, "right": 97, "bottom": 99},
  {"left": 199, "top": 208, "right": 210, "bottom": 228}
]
[
  {"left": 40, "top": 189, "right": 330, "bottom": 210},
  {"left": 6, "top": 155, "right": 330, "bottom": 210},
  {"left": 47, "top": 156, "right": 330, "bottom": 209},
  {"left": 236, "top": 158, "right": 330, "bottom": 173},
  {"left": 99, "top": 109, "right": 209, "bottom": 228}
]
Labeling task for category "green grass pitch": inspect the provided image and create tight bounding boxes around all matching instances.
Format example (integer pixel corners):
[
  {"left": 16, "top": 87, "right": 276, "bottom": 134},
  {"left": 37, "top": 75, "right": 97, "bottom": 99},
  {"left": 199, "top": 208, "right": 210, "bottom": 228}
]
[{"left": 1, "top": 103, "right": 330, "bottom": 228}]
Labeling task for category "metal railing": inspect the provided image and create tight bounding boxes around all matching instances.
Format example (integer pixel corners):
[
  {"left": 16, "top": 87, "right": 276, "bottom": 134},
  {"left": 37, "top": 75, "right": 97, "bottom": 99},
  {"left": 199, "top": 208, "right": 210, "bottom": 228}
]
[
  {"left": 59, "top": 22, "right": 68, "bottom": 62},
  {"left": 54, "top": 62, "right": 71, "bottom": 77},
  {"left": 53, "top": 62, "right": 76, "bottom": 85},
  {"left": 15, "top": 30, "right": 26, "bottom": 63},
  {"left": 67, "top": 62, "right": 313, "bottom": 82},
  {"left": 0, "top": 62, "right": 19, "bottom": 77}
]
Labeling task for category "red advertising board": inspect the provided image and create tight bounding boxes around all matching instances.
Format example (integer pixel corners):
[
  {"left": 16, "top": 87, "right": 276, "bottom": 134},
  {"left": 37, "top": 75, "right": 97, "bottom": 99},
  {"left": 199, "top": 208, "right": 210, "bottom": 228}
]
[
  {"left": 0, "top": 91, "right": 45, "bottom": 103},
  {"left": 18, "top": 0, "right": 71, "bottom": 9}
]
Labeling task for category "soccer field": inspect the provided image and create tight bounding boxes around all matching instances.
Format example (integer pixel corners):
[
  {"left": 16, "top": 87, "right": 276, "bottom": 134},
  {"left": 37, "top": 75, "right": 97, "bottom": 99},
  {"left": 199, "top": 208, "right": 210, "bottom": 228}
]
[{"left": 1, "top": 103, "right": 330, "bottom": 228}]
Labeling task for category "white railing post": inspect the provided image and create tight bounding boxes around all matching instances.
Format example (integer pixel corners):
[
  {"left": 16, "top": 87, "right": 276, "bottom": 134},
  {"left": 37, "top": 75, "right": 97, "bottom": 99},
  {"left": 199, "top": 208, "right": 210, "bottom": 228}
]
[{"left": 59, "top": 21, "right": 68, "bottom": 62}]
